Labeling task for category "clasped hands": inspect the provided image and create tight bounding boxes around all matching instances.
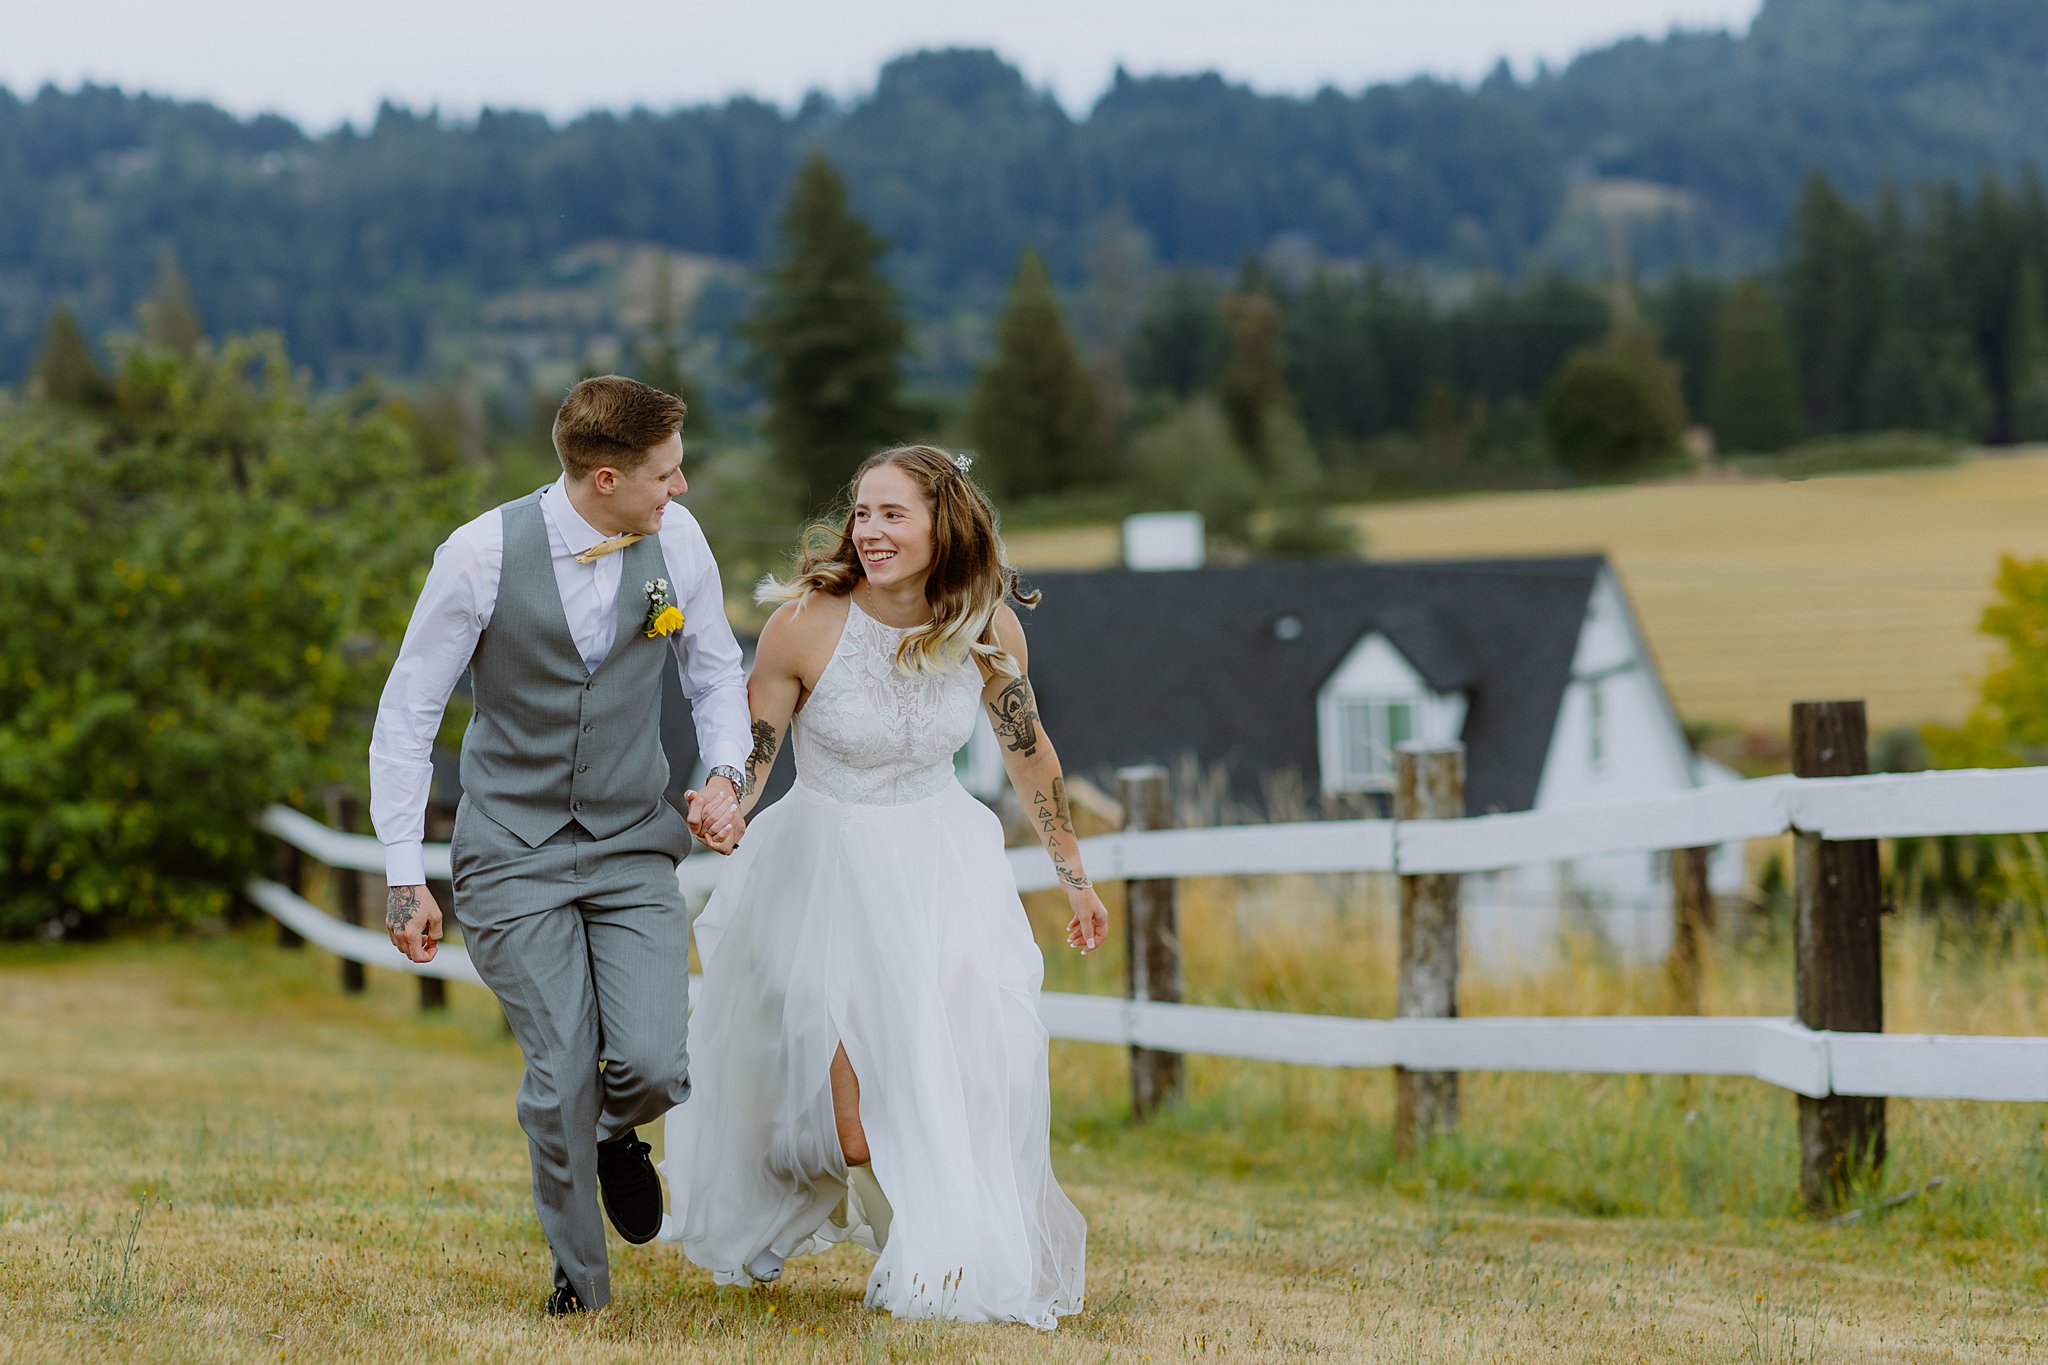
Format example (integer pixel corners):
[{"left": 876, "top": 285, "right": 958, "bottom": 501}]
[{"left": 685, "top": 775, "right": 745, "bottom": 855}]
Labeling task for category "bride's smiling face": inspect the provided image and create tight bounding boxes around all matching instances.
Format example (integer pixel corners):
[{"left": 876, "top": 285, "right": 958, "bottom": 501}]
[{"left": 852, "top": 463, "right": 935, "bottom": 591}]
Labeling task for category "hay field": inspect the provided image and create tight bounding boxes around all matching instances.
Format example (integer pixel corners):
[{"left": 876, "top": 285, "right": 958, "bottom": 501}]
[{"left": 1004, "top": 451, "right": 2048, "bottom": 734}]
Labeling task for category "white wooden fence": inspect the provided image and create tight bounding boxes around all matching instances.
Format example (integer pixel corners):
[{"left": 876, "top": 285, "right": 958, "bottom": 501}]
[{"left": 250, "top": 765, "right": 2048, "bottom": 1105}]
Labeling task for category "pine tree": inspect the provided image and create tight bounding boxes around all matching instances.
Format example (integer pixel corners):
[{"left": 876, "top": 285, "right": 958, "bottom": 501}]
[
  {"left": 746, "top": 152, "right": 910, "bottom": 510},
  {"left": 1285, "top": 274, "right": 1387, "bottom": 445},
  {"left": 1127, "top": 272, "right": 1229, "bottom": 400},
  {"left": 31, "top": 308, "right": 114, "bottom": 411},
  {"left": 966, "top": 249, "right": 1104, "bottom": 499},
  {"left": 1216, "top": 285, "right": 1293, "bottom": 471},
  {"left": 139, "top": 253, "right": 206, "bottom": 357},
  {"left": 1706, "top": 281, "right": 1804, "bottom": 453},
  {"left": 1783, "top": 173, "right": 1882, "bottom": 435}
]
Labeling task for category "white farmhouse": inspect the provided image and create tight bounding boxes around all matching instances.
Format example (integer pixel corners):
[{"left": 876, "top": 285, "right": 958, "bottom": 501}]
[{"left": 992, "top": 553, "right": 1743, "bottom": 965}]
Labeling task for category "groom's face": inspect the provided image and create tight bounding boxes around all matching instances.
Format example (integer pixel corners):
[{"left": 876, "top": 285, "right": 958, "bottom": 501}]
[{"left": 597, "top": 432, "right": 687, "bottom": 536}]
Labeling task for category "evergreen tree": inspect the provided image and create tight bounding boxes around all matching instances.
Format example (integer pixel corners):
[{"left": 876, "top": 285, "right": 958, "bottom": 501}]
[
  {"left": 746, "top": 152, "right": 910, "bottom": 509},
  {"left": 139, "top": 253, "right": 206, "bottom": 357},
  {"left": 1646, "top": 273, "right": 1729, "bottom": 417},
  {"left": 1957, "top": 174, "right": 2029, "bottom": 444},
  {"left": 1127, "top": 272, "right": 1229, "bottom": 399},
  {"left": 1216, "top": 285, "right": 1293, "bottom": 471},
  {"left": 1783, "top": 173, "right": 1882, "bottom": 435},
  {"left": 1706, "top": 281, "right": 1804, "bottom": 453},
  {"left": 1284, "top": 274, "right": 1387, "bottom": 445},
  {"left": 966, "top": 249, "right": 1104, "bottom": 499},
  {"left": 31, "top": 309, "right": 114, "bottom": 411}
]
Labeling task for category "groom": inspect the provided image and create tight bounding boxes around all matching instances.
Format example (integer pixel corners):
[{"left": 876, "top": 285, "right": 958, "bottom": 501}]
[{"left": 369, "top": 375, "right": 752, "bottom": 1315}]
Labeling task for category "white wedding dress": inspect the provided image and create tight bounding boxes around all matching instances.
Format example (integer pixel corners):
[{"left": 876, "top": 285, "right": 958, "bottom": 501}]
[{"left": 659, "top": 598, "right": 1086, "bottom": 1328}]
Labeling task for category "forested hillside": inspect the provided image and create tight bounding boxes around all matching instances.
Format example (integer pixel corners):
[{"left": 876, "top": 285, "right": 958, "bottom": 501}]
[{"left": 3, "top": 0, "right": 2046, "bottom": 386}]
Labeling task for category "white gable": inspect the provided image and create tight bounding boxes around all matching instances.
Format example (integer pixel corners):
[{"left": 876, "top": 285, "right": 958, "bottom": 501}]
[{"left": 1316, "top": 632, "right": 1468, "bottom": 795}]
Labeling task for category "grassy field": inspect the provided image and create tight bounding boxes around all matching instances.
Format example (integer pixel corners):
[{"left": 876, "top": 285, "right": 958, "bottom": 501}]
[
  {"left": 6, "top": 892, "right": 2048, "bottom": 1362},
  {"left": 1003, "top": 450, "right": 2048, "bottom": 735}
]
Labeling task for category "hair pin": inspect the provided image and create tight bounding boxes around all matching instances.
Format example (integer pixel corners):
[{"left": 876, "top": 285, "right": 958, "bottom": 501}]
[{"left": 952, "top": 452, "right": 973, "bottom": 474}]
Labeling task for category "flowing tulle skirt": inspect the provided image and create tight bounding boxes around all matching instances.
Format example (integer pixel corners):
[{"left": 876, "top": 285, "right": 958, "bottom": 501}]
[{"left": 659, "top": 777, "right": 1086, "bottom": 1328}]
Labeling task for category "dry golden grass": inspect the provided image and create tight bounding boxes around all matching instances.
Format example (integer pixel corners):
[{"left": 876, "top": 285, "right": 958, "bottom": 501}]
[
  {"left": 1002, "top": 451, "right": 2048, "bottom": 733},
  {"left": 5, "top": 910, "right": 2048, "bottom": 1362}
]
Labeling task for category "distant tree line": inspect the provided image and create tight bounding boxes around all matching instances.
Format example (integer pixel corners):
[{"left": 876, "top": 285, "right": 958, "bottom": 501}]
[{"left": 7, "top": 1, "right": 2048, "bottom": 382}]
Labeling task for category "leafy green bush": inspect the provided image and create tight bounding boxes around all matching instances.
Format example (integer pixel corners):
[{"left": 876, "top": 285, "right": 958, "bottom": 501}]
[
  {"left": 1540, "top": 325, "right": 1688, "bottom": 480},
  {"left": 0, "top": 336, "right": 475, "bottom": 937}
]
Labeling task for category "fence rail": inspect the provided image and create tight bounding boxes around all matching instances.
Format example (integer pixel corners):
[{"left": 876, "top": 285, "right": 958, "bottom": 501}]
[
  {"left": 261, "top": 764, "right": 2048, "bottom": 895},
  {"left": 252, "top": 758, "right": 2048, "bottom": 1100},
  {"left": 242, "top": 872, "right": 2048, "bottom": 1104}
]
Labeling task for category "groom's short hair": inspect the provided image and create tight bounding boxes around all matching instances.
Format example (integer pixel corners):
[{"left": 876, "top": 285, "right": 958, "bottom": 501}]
[{"left": 552, "top": 375, "right": 688, "bottom": 479}]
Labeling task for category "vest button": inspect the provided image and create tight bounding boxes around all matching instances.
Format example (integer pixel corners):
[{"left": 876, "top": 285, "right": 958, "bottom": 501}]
[
  {"left": 582, "top": 724, "right": 594, "bottom": 733},
  {"left": 577, "top": 764, "right": 589, "bottom": 773},
  {"left": 572, "top": 800, "right": 584, "bottom": 812},
  {"left": 585, "top": 680, "right": 597, "bottom": 691}
]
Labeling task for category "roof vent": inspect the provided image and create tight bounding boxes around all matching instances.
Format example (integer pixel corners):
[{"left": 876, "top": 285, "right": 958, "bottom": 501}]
[{"left": 1122, "top": 511, "right": 1205, "bottom": 572}]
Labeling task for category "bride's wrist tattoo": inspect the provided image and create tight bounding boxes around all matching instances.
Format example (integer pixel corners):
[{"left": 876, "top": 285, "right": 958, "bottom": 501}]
[
  {"left": 1036, "top": 779, "right": 1088, "bottom": 890},
  {"left": 386, "top": 885, "right": 420, "bottom": 931}
]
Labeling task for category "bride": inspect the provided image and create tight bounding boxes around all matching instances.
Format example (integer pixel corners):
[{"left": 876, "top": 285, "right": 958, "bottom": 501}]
[{"left": 660, "top": 444, "right": 1101, "bottom": 1328}]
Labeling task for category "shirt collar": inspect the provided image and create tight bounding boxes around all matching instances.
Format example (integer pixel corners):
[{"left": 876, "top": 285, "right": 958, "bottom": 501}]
[{"left": 540, "top": 477, "right": 615, "bottom": 561}]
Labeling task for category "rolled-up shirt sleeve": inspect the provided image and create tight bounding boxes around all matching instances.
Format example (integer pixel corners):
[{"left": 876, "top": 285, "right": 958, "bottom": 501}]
[
  {"left": 664, "top": 510, "right": 751, "bottom": 778},
  {"left": 369, "top": 526, "right": 491, "bottom": 886}
]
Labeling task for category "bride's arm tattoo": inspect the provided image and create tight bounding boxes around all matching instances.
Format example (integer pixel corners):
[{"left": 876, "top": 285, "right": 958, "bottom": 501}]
[
  {"left": 744, "top": 719, "right": 779, "bottom": 794},
  {"left": 988, "top": 679, "right": 1041, "bottom": 757},
  {"left": 1034, "top": 779, "right": 1089, "bottom": 889},
  {"left": 386, "top": 885, "right": 420, "bottom": 930}
]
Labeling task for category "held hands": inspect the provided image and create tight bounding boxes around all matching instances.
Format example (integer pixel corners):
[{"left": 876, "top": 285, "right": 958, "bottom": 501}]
[
  {"left": 387, "top": 884, "right": 444, "bottom": 963},
  {"left": 685, "top": 776, "right": 745, "bottom": 855},
  {"left": 1065, "top": 884, "right": 1109, "bottom": 954}
]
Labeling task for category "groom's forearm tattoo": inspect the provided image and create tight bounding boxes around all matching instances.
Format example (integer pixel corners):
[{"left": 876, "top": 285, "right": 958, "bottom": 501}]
[
  {"left": 989, "top": 679, "right": 1041, "bottom": 757},
  {"left": 1036, "top": 780, "right": 1089, "bottom": 889},
  {"left": 386, "top": 885, "right": 420, "bottom": 931},
  {"left": 745, "top": 720, "right": 778, "bottom": 793}
]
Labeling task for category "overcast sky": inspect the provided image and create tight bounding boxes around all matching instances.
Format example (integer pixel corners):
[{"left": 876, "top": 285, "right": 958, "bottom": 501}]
[{"left": 6, "top": 1, "right": 1766, "bottom": 130}]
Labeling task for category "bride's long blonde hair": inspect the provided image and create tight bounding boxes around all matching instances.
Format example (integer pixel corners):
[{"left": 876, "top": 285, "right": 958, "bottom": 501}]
[{"left": 758, "top": 445, "right": 1040, "bottom": 678}]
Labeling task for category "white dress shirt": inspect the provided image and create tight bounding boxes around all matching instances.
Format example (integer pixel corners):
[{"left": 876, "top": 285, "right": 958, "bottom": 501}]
[{"left": 369, "top": 478, "right": 750, "bottom": 886}]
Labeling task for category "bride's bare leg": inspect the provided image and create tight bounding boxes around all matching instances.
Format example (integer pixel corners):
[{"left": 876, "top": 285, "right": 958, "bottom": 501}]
[
  {"left": 833, "top": 1044, "right": 893, "bottom": 1247},
  {"left": 831, "top": 1043, "right": 869, "bottom": 1166}
]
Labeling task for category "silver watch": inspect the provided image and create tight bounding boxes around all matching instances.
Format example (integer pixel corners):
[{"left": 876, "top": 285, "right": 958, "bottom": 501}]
[{"left": 708, "top": 764, "right": 745, "bottom": 795}]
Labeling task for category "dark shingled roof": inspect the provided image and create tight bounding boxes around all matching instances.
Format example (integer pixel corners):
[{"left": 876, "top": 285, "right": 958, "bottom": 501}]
[{"left": 1015, "top": 555, "right": 1607, "bottom": 816}]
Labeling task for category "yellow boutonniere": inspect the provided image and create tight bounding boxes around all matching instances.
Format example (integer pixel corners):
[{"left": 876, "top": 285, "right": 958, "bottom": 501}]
[{"left": 643, "top": 579, "right": 683, "bottom": 638}]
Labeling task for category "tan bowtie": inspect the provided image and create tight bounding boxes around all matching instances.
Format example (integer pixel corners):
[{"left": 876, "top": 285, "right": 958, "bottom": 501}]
[{"left": 574, "top": 532, "right": 643, "bottom": 565}]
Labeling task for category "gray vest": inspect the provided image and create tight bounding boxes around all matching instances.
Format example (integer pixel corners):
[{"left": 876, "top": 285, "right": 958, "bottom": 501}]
[{"left": 459, "top": 490, "right": 673, "bottom": 848}]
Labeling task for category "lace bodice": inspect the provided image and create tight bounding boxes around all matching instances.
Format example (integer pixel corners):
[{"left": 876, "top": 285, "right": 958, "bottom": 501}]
[{"left": 791, "top": 600, "right": 984, "bottom": 804}]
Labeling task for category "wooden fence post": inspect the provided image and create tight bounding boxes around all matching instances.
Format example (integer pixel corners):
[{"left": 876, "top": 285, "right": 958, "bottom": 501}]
[
  {"left": 273, "top": 838, "right": 305, "bottom": 950},
  {"left": 1395, "top": 742, "right": 1464, "bottom": 1156},
  {"left": 1792, "top": 700, "right": 1886, "bottom": 1213},
  {"left": 1117, "top": 764, "right": 1183, "bottom": 1121},
  {"left": 1668, "top": 847, "right": 1712, "bottom": 1013},
  {"left": 330, "top": 792, "right": 367, "bottom": 995}
]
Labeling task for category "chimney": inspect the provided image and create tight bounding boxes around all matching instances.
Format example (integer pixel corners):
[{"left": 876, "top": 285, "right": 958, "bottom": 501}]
[{"left": 1121, "top": 512, "right": 1205, "bottom": 572}]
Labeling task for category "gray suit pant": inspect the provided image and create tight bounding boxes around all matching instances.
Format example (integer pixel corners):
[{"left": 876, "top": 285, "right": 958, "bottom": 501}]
[{"left": 451, "top": 798, "right": 693, "bottom": 1309}]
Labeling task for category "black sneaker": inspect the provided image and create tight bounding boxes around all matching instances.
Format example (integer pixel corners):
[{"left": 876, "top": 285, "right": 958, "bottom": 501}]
[
  {"left": 596, "top": 1129, "right": 664, "bottom": 1244},
  {"left": 544, "top": 1285, "right": 589, "bottom": 1317}
]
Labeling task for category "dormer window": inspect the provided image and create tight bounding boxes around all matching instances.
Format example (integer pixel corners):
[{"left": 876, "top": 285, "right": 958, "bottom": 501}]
[
  {"left": 1335, "top": 697, "right": 1414, "bottom": 790},
  {"left": 1317, "top": 630, "right": 1467, "bottom": 796}
]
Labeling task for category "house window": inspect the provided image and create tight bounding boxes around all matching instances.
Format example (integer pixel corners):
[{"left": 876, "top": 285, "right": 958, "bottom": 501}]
[
  {"left": 1588, "top": 680, "right": 1606, "bottom": 772},
  {"left": 1335, "top": 697, "right": 1415, "bottom": 790}
]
